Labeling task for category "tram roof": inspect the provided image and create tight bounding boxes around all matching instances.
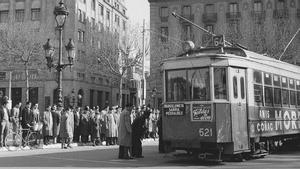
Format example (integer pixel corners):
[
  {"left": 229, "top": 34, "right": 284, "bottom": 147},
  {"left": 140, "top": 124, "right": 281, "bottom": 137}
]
[{"left": 163, "top": 47, "right": 300, "bottom": 72}]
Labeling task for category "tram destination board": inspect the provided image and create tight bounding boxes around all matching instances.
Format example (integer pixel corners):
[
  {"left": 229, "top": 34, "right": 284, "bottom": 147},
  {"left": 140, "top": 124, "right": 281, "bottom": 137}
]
[{"left": 164, "top": 103, "right": 185, "bottom": 116}]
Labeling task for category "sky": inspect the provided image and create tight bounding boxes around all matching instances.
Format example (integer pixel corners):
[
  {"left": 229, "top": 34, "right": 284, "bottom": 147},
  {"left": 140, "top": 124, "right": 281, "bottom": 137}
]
[
  {"left": 126, "top": 0, "right": 150, "bottom": 24},
  {"left": 126, "top": 0, "right": 150, "bottom": 71}
]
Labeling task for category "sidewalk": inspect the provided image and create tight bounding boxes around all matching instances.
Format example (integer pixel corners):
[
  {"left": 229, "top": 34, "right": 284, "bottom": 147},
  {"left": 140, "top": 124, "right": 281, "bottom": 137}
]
[{"left": 0, "top": 138, "right": 158, "bottom": 157}]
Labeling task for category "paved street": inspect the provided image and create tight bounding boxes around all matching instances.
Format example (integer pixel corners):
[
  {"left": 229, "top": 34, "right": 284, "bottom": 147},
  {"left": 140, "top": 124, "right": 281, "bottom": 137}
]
[{"left": 0, "top": 140, "right": 300, "bottom": 168}]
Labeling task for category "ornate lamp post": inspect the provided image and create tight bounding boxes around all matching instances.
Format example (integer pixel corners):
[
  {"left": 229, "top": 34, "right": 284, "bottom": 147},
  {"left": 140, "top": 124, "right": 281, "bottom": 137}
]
[{"left": 43, "top": 0, "right": 75, "bottom": 107}]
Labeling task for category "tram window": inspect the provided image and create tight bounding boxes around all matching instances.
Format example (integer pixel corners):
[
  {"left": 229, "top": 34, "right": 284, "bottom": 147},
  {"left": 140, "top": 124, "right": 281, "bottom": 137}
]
[
  {"left": 282, "top": 77, "right": 288, "bottom": 88},
  {"left": 253, "top": 70, "right": 262, "bottom": 84},
  {"left": 233, "top": 76, "right": 238, "bottom": 99},
  {"left": 297, "top": 91, "right": 300, "bottom": 106},
  {"left": 264, "top": 73, "right": 272, "bottom": 85},
  {"left": 188, "top": 68, "right": 210, "bottom": 101},
  {"left": 214, "top": 68, "right": 227, "bottom": 100},
  {"left": 264, "top": 87, "right": 273, "bottom": 106},
  {"left": 274, "top": 88, "right": 281, "bottom": 105},
  {"left": 273, "top": 75, "right": 281, "bottom": 87},
  {"left": 241, "top": 77, "right": 245, "bottom": 99},
  {"left": 289, "top": 79, "right": 295, "bottom": 89},
  {"left": 290, "top": 91, "right": 296, "bottom": 106},
  {"left": 254, "top": 84, "right": 263, "bottom": 104},
  {"left": 166, "top": 70, "right": 187, "bottom": 102},
  {"left": 297, "top": 80, "right": 300, "bottom": 90},
  {"left": 282, "top": 89, "right": 289, "bottom": 105}
]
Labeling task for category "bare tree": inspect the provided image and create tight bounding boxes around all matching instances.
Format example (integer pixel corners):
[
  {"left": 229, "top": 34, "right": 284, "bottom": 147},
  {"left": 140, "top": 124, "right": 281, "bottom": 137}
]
[
  {"left": 0, "top": 22, "right": 51, "bottom": 101},
  {"left": 85, "top": 23, "right": 148, "bottom": 106}
]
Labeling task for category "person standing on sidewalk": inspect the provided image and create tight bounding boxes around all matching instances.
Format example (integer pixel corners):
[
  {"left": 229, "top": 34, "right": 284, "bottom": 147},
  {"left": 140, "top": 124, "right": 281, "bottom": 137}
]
[
  {"left": 0, "top": 97, "right": 10, "bottom": 148},
  {"left": 11, "top": 102, "right": 21, "bottom": 144},
  {"left": 52, "top": 105, "right": 61, "bottom": 144},
  {"left": 118, "top": 104, "right": 133, "bottom": 159},
  {"left": 73, "top": 107, "right": 81, "bottom": 143},
  {"left": 60, "top": 108, "right": 72, "bottom": 149},
  {"left": 131, "top": 110, "right": 150, "bottom": 158},
  {"left": 21, "top": 102, "right": 32, "bottom": 147},
  {"left": 42, "top": 106, "right": 53, "bottom": 145}
]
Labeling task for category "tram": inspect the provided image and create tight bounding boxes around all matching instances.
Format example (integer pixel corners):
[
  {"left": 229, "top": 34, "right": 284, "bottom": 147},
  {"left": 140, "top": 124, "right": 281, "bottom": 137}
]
[{"left": 161, "top": 43, "right": 300, "bottom": 160}]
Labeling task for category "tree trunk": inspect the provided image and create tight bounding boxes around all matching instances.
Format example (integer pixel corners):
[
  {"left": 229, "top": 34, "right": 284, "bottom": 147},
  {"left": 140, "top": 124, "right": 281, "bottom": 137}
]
[
  {"left": 25, "top": 63, "right": 29, "bottom": 102},
  {"left": 119, "top": 77, "right": 122, "bottom": 107}
]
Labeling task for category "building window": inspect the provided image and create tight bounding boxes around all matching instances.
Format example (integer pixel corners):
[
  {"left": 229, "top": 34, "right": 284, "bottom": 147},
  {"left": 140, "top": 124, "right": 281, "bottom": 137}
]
[
  {"left": 106, "top": 10, "right": 110, "bottom": 20},
  {"left": 161, "top": 27, "right": 168, "bottom": 43},
  {"left": 15, "top": 9, "right": 25, "bottom": 22},
  {"left": 78, "top": 9, "right": 82, "bottom": 21},
  {"left": 183, "top": 24, "right": 192, "bottom": 41},
  {"left": 160, "top": 7, "right": 168, "bottom": 17},
  {"left": 31, "top": 8, "right": 40, "bottom": 21},
  {"left": 229, "top": 3, "right": 239, "bottom": 13},
  {"left": 100, "top": 4, "right": 104, "bottom": 16},
  {"left": 123, "top": 20, "right": 126, "bottom": 31},
  {"left": 123, "top": 9, "right": 126, "bottom": 15},
  {"left": 205, "top": 4, "right": 215, "bottom": 13},
  {"left": 182, "top": 5, "right": 191, "bottom": 16},
  {"left": 277, "top": 0, "right": 286, "bottom": 9},
  {"left": 115, "top": 14, "right": 120, "bottom": 26},
  {"left": 91, "top": 0, "right": 96, "bottom": 11},
  {"left": 78, "top": 30, "right": 85, "bottom": 43},
  {"left": 254, "top": 1, "right": 263, "bottom": 12},
  {"left": 91, "top": 17, "right": 95, "bottom": 28},
  {"left": 0, "top": 10, "right": 9, "bottom": 23}
]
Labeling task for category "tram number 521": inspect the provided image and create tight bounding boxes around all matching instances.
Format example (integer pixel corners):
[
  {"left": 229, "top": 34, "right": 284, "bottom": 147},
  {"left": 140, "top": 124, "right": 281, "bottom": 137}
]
[{"left": 199, "top": 128, "right": 213, "bottom": 137}]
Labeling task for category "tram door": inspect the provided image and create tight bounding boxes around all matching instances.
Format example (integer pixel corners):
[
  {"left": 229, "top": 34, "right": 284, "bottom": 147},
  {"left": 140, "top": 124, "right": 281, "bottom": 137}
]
[{"left": 229, "top": 68, "right": 249, "bottom": 152}]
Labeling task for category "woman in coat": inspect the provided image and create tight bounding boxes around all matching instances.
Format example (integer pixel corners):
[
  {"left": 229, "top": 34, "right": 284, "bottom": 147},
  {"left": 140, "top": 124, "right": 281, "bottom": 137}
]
[
  {"left": 42, "top": 106, "right": 53, "bottom": 145},
  {"left": 52, "top": 105, "right": 61, "bottom": 144},
  {"left": 105, "top": 108, "right": 117, "bottom": 145},
  {"left": 80, "top": 106, "right": 90, "bottom": 144}
]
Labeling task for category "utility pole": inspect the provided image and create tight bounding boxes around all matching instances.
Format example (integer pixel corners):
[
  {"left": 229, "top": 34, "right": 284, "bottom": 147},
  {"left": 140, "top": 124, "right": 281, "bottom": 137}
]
[{"left": 142, "top": 19, "right": 146, "bottom": 106}]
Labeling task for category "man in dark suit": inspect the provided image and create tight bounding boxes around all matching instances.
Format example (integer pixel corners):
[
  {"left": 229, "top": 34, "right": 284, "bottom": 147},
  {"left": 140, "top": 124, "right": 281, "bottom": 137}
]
[
  {"left": 20, "top": 102, "right": 32, "bottom": 146},
  {"left": 131, "top": 108, "right": 150, "bottom": 158},
  {"left": 0, "top": 96, "right": 10, "bottom": 147}
]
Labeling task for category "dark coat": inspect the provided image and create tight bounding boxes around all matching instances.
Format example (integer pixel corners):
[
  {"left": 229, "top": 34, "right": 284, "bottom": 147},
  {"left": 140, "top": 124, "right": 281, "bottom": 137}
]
[
  {"left": 21, "top": 107, "right": 32, "bottom": 129},
  {"left": 80, "top": 112, "right": 90, "bottom": 136},
  {"left": 132, "top": 116, "right": 147, "bottom": 139},
  {"left": 52, "top": 110, "right": 61, "bottom": 137}
]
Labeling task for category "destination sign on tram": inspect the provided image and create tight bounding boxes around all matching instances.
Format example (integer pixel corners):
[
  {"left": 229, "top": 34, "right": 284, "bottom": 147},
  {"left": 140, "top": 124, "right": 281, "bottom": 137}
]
[{"left": 164, "top": 103, "right": 185, "bottom": 116}]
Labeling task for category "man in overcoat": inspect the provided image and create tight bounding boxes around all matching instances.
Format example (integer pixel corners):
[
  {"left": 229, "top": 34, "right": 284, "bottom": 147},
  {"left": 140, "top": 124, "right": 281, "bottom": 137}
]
[
  {"left": 131, "top": 108, "right": 150, "bottom": 158},
  {"left": 118, "top": 104, "right": 133, "bottom": 159},
  {"left": 42, "top": 106, "right": 53, "bottom": 145}
]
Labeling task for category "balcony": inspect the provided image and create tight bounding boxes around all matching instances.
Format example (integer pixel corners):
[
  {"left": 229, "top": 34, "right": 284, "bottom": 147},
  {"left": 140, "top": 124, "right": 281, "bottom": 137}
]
[
  {"left": 160, "top": 16, "right": 168, "bottom": 22},
  {"left": 226, "top": 12, "right": 241, "bottom": 22},
  {"left": 250, "top": 11, "right": 266, "bottom": 23},
  {"left": 202, "top": 12, "right": 218, "bottom": 23},
  {"left": 273, "top": 9, "right": 289, "bottom": 19},
  {"left": 297, "top": 9, "right": 300, "bottom": 18}
]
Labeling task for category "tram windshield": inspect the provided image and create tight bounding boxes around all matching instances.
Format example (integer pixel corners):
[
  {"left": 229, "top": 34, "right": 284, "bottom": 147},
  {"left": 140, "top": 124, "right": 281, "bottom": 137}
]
[{"left": 166, "top": 68, "right": 210, "bottom": 102}]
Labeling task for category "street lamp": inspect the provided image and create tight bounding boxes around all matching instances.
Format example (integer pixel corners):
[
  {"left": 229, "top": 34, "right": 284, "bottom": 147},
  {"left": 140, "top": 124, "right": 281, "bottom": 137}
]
[{"left": 43, "top": 0, "right": 75, "bottom": 107}]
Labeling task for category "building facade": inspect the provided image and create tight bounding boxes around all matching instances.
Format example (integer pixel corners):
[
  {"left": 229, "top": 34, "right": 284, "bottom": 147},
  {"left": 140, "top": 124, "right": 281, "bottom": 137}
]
[
  {"left": 0, "top": 0, "right": 130, "bottom": 110},
  {"left": 148, "top": 0, "right": 300, "bottom": 109}
]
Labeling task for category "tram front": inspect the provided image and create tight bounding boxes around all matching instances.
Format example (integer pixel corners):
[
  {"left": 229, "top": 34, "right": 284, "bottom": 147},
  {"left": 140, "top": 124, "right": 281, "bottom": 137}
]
[{"left": 161, "top": 51, "right": 249, "bottom": 160}]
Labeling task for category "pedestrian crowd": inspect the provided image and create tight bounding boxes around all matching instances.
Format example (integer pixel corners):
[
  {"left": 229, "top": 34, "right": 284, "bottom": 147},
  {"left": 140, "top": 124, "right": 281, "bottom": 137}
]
[{"left": 0, "top": 96, "right": 160, "bottom": 154}]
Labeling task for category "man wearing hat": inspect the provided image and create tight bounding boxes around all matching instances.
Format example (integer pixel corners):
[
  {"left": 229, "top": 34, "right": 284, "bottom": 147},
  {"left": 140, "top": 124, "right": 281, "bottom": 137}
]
[
  {"left": 0, "top": 96, "right": 10, "bottom": 147},
  {"left": 131, "top": 109, "right": 151, "bottom": 158}
]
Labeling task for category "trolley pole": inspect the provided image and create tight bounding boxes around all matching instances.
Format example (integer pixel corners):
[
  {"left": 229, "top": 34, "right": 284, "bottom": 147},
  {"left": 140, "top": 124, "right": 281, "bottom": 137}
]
[{"left": 142, "top": 19, "right": 146, "bottom": 106}]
